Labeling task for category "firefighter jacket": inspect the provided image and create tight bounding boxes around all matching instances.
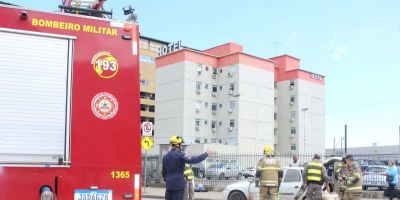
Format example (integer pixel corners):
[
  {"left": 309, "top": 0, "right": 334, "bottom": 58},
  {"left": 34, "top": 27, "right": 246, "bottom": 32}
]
[
  {"left": 303, "top": 159, "right": 329, "bottom": 185},
  {"left": 344, "top": 162, "right": 362, "bottom": 193},
  {"left": 256, "top": 156, "right": 281, "bottom": 187},
  {"left": 184, "top": 164, "right": 194, "bottom": 181},
  {"left": 162, "top": 148, "right": 208, "bottom": 190}
]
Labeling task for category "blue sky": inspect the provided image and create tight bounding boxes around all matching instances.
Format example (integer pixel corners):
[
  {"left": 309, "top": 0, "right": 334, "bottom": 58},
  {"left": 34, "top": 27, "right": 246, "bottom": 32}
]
[{"left": 11, "top": 0, "right": 400, "bottom": 148}]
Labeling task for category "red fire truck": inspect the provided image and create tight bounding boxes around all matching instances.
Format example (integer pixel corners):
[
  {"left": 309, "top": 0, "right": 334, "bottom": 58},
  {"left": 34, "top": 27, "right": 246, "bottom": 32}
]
[{"left": 0, "top": 2, "right": 141, "bottom": 200}]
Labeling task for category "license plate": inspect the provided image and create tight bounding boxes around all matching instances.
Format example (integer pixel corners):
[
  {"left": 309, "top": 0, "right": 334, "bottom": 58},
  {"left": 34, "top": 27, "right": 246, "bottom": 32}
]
[{"left": 74, "top": 190, "right": 112, "bottom": 200}]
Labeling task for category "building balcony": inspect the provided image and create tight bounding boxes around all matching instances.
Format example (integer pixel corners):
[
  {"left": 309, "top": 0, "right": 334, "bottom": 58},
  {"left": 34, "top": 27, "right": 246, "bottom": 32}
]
[
  {"left": 140, "top": 98, "right": 155, "bottom": 106},
  {"left": 140, "top": 111, "right": 154, "bottom": 118}
]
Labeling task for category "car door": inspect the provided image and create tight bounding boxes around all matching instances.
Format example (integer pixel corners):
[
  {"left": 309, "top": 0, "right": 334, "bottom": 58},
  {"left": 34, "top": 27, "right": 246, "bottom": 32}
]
[
  {"left": 279, "top": 169, "right": 303, "bottom": 200},
  {"left": 249, "top": 181, "right": 260, "bottom": 200}
]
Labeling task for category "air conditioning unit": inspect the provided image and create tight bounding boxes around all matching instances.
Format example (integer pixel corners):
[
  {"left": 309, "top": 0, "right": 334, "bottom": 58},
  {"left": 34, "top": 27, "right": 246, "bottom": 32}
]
[
  {"left": 212, "top": 74, "right": 218, "bottom": 79},
  {"left": 196, "top": 89, "right": 201, "bottom": 94},
  {"left": 290, "top": 134, "right": 295, "bottom": 138},
  {"left": 291, "top": 150, "right": 296, "bottom": 154},
  {"left": 212, "top": 110, "right": 217, "bottom": 115},
  {"left": 197, "top": 67, "right": 202, "bottom": 74},
  {"left": 228, "top": 108, "right": 233, "bottom": 113},
  {"left": 228, "top": 127, "right": 233, "bottom": 131},
  {"left": 290, "top": 85, "right": 294, "bottom": 90},
  {"left": 212, "top": 92, "right": 217, "bottom": 97},
  {"left": 228, "top": 72, "right": 234, "bottom": 77},
  {"left": 212, "top": 128, "right": 216, "bottom": 133},
  {"left": 195, "top": 108, "right": 200, "bottom": 113},
  {"left": 229, "top": 90, "right": 234, "bottom": 95},
  {"left": 195, "top": 126, "right": 200, "bottom": 131},
  {"left": 290, "top": 101, "right": 294, "bottom": 106},
  {"left": 290, "top": 118, "right": 295, "bottom": 122}
]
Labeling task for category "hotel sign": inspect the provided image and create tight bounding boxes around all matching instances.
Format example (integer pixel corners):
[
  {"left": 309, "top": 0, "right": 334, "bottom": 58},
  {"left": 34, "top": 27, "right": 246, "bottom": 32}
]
[
  {"left": 310, "top": 73, "right": 322, "bottom": 80},
  {"left": 158, "top": 41, "right": 183, "bottom": 56}
]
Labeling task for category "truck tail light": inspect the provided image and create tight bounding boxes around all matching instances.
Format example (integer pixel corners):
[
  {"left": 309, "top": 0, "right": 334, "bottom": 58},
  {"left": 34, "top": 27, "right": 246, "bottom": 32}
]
[{"left": 40, "top": 186, "right": 54, "bottom": 200}]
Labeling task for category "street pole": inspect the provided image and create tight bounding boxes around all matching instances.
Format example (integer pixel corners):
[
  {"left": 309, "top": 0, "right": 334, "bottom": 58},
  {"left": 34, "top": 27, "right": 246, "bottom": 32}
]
[
  {"left": 333, "top": 137, "right": 336, "bottom": 155},
  {"left": 144, "top": 150, "right": 147, "bottom": 193},
  {"left": 344, "top": 124, "right": 347, "bottom": 154},
  {"left": 302, "top": 108, "right": 308, "bottom": 155}
]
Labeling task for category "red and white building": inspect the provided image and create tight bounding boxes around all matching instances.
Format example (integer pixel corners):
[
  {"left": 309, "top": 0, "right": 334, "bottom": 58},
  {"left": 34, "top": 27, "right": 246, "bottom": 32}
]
[{"left": 155, "top": 43, "right": 325, "bottom": 154}]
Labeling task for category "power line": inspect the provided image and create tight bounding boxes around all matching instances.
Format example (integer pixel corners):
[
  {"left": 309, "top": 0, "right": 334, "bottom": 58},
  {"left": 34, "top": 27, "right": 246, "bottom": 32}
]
[{"left": 327, "top": 96, "right": 400, "bottom": 115}]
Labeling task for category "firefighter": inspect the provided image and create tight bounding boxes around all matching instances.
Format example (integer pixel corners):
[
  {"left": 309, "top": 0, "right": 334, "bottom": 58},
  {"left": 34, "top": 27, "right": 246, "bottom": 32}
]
[
  {"left": 334, "top": 157, "right": 347, "bottom": 200},
  {"left": 162, "top": 135, "right": 211, "bottom": 200},
  {"left": 339, "top": 155, "right": 362, "bottom": 200},
  {"left": 256, "top": 145, "right": 281, "bottom": 200},
  {"left": 183, "top": 163, "right": 195, "bottom": 200},
  {"left": 302, "top": 154, "right": 329, "bottom": 200}
]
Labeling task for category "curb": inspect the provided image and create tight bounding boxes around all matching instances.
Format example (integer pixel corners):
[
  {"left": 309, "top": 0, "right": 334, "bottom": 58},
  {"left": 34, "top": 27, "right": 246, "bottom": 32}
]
[{"left": 142, "top": 194, "right": 219, "bottom": 200}]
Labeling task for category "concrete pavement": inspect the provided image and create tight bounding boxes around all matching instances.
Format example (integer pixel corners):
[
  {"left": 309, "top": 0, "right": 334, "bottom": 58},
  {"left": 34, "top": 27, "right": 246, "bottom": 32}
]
[{"left": 142, "top": 187, "right": 224, "bottom": 200}]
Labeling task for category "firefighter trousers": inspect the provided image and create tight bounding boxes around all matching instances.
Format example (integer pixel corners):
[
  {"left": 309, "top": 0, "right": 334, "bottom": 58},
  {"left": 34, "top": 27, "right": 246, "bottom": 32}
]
[
  {"left": 259, "top": 186, "right": 279, "bottom": 200},
  {"left": 343, "top": 191, "right": 361, "bottom": 200}
]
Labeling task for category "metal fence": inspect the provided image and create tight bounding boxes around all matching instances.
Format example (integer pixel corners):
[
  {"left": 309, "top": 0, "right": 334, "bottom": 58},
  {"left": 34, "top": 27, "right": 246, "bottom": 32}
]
[{"left": 142, "top": 152, "right": 400, "bottom": 189}]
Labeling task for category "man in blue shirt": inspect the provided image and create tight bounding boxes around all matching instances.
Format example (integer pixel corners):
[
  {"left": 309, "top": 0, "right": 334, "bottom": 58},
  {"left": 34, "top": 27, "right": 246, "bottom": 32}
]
[
  {"left": 162, "top": 135, "right": 212, "bottom": 200},
  {"left": 386, "top": 160, "right": 398, "bottom": 200}
]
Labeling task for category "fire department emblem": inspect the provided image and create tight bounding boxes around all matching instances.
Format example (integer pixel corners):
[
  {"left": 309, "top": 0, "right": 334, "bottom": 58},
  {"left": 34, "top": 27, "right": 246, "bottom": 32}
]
[
  {"left": 91, "top": 92, "right": 118, "bottom": 120},
  {"left": 91, "top": 51, "right": 119, "bottom": 78}
]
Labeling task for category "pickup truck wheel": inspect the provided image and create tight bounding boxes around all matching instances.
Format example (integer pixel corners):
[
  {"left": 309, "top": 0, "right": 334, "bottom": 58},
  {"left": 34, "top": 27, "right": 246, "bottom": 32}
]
[{"left": 228, "top": 191, "right": 246, "bottom": 200}]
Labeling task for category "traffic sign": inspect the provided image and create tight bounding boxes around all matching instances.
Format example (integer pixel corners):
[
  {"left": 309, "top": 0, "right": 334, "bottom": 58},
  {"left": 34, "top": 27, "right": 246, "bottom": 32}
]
[
  {"left": 142, "top": 122, "right": 153, "bottom": 136},
  {"left": 141, "top": 136, "right": 153, "bottom": 150}
]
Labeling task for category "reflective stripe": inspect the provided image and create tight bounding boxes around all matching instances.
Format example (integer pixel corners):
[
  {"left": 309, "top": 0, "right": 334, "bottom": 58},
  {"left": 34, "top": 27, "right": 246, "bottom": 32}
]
[
  {"left": 308, "top": 176, "right": 322, "bottom": 181},
  {"left": 262, "top": 167, "right": 280, "bottom": 170},
  {"left": 308, "top": 162, "right": 323, "bottom": 167},
  {"left": 308, "top": 169, "right": 321, "bottom": 174},
  {"left": 187, "top": 175, "right": 194, "bottom": 180},
  {"left": 262, "top": 180, "right": 278, "bottom": 183},
  {"left": 184, "top": 169, "right": 193, "bottom": 174},
  {"left": 348, "top": 186, "right": 362, "bottom": 191}
]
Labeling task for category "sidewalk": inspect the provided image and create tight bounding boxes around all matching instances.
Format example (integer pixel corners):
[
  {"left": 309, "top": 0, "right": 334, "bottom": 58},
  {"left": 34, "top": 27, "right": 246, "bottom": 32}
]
[{"left": 142, "top": 187, "right": 224, "bottom": 200}]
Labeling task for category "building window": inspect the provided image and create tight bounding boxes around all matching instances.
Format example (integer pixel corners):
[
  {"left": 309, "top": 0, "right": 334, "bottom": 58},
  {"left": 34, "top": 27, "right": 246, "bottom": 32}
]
[
  {"left": 274, "top": 97, "right": 277, "bottom": 104},
  {"left": 139, "top": 55, "right": 155, "bottom": 63},
  {"left": 204, "top": 120, "right": 208, "bottom": 125},
  {"left": 219, "top": 121, "right": 222, "bottom": 126},
  {"left": 290, "top": 111, "right": 296, "bottom": 122},
  {"left": 290, "top": 96, "right": 295, "bottom": 105},
  {"left": 229, "top": 120, "right": 235, "bottom": 127},
  {"left": 212, "top": 103, "right": 217, "bottom": 115},
  {"left": 274, "top": 144, "right": 278, "bottom": 151},
  {"left": 205, "top": 84, "right": 209, "bottom": 89},
  {"left": 195, "top": 119, "right": 200, "bottom": 131},
  {"left": 213, "top": 68, "right": 218, "bottom": 75},
  {"left": 219, "top": 104, "right": 222, "bottom": 108},
  {"left": 211, "top": 139, "right": 217, "bottom": 143},
  {"left": 274, "top": 128, "right": 278, "bottom": 135},
  {"left": 274, "top": 82, "right": 277, "bottom": 89},
  {"left": 290, "top": 127, "right": 296, "bottom": 136},
  {"left": 291, "top": 144, "right": 296, "bottom": 151},
  {"left": 290, "top": 80, "right": 295, "bottom": 89},
  {"left": 195, "top": 101, "right": 201, "bottom": 112},
  {"left": 149, "top": 106, "right": 155, "bottom": 112},
  {"left": 212, "top": 85, "right": 218, "bottom": 96},
  {"left": 204, "top": 138, "right": 208, "bottom": 143},
  {"left": 140, "top": 105, "right": 147, "bottom": 111},
  {"left": 220, "top": 69, "right": 222, "bottom": 73},
  {"left": 195, "top": 137, "right": 201, "bottom": 144},
  {"left": 205, "top": 102, "right": 208, "bottom": 107},
  {"left": 140, "top": 79, "right": 149, "bottom": 86},
  {"left": 229, "top": 101, "right": 235, "bottom": 113},
  {"left": 274, "top": 113, "right": 277, "bottom": 120},
  {"left": 211, "top": 121, "right": 217, "bottom": 128},
  {"left": 229, "top": 83, "right": 235, "bottom": 95},
  {"left": 196, "top": 82, "right": 202, "bottom": 94},
  {"left": 205, "top": 66, "right": 209, "bottom": 71},
  {"left": 220, "top": 85, "right": 222, "bottom": 90}
]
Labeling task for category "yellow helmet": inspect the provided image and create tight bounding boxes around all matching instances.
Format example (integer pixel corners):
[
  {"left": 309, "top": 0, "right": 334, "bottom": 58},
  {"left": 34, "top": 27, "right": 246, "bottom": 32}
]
[
  {"left": 169, "top": 135, "right": 184, "bottom": 145},
  {"left": 263, "top": 145, "right": 274, "bottom": 155}
]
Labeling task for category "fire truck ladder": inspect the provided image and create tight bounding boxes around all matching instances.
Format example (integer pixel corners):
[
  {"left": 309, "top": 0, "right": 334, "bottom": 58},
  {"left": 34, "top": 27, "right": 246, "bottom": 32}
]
[{"left": 59, "top": 0, "right": 112, "bottom": 18}]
